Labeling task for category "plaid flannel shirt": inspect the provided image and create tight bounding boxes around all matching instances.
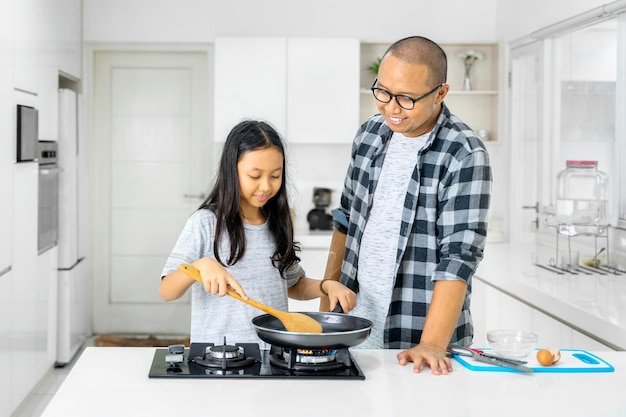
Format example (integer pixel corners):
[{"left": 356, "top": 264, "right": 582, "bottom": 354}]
[{"left": 333, "top": 103, "right": 492, "bottom": 349}]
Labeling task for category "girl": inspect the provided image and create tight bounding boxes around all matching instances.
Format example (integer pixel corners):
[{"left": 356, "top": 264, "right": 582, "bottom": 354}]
[{"left": 159, "top": 120, "right": 355, "bottom": 344}]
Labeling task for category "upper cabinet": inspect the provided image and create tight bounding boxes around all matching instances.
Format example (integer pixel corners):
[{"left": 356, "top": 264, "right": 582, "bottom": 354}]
[
  {"left": 214, "top": 37, "right": 359, "bottom": 144},
  {"left": 13, "top": 0, "right": 47, "bottom": 95},
  {"left": 14, "top": 0, "right": 82, "bottom": 141},
  {"left": 360, "top": 42, "right": 501, "bottom": 143},
  {"left": 214, "top": 37, "right": 287, "bottom": 142},
  {"left": 286, "top": 38, "right": 359, "bottom": 144}
]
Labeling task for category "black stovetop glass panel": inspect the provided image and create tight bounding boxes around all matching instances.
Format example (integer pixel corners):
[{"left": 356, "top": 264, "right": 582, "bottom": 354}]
[{"left": 148, "top": 342, "right": 365, "bottom": 380}]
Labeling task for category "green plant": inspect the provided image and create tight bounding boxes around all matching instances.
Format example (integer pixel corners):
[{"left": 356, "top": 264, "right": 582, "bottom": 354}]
[{"left": 368, "top": 57, "right": 381, "bottom": 75}]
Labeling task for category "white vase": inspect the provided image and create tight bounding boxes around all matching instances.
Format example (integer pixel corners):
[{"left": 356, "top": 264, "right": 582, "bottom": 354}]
[{"left": 463, "top": 64, "right": 473, "bottom": 90}]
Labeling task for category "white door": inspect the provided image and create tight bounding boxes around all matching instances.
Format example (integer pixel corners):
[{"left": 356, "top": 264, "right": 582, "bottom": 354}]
[
  {"left": 92, "top": 51, "right": 211, "bottom": 334},
  {"left": 509, "top": 41, "right": 545, "bottom": 247}
]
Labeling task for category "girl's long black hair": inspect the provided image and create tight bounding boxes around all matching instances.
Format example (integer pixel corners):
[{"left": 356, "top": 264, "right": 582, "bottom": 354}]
[{"left": 199, "top": 120, "right": 300, "bottom": 276}]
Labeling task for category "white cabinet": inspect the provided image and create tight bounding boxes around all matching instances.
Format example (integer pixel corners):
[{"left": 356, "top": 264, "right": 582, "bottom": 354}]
[
  {"left": 0, "top": 146, "right": 13, "bottom": 275},
  {"left": 472, "top": 277, "right": 615, "bottom": 350},
  {"left": 0, "top": 269, "right": 12, "bottom": 417},
  {"left": 214, "top": 37, "right": 287, "bottom": 142},
  {"left": 14, "top": 0, "right": 54, "bottom": 137},
  {"left": 10, "top": 162, "right": 59, "bottom": 413},
  {"left": 4, "top": 0, "right": 81, "bottom": 413},
  {"left": 14, "top": 0, "right": 82, "bottom": 141},
  {"left": 214, "top": 37, "right": 359, "bottom": 144},
  {"left": 286, "top": 38, "right": 359, "bottom": 143},
  {"left": 360, "top": 42, "right": 501, "bottom": 143},
  {"left": 13, "top": 0, "right": 43, "bottom": 94},
  {"left": 10, "top": 161, "right": 39, "bottom": 410},
  {"left": 0, "top": 3, "right": 13, "bottom": 415},
  {"left": 471, "top": 279, "right": 532, "bottom": 348},
  {"left": 0, "top": 1, "right": 14, "bottom": 275}
]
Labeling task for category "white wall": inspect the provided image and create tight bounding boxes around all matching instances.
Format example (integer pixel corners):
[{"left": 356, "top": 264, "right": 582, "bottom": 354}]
[
  {"left": 83, "top": 0, "right": 498, "bottom": 43},
  {"left": 495, "top": 0, "right": 610, "bottom": 41},
  {"left": 84, "top": 0, "right": 614, "bottom": 44}
]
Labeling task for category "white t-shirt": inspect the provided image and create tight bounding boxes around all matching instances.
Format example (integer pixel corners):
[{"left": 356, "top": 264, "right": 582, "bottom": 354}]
[
  {"left": 161, "top": 209, "right": 302, "bottom": 346},
  {"left": 350, "top": 131, "right": 429, "bottom": 348}
]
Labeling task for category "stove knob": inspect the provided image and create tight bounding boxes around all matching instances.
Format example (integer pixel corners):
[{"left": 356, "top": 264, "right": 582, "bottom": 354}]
[
  {"left": 168, "top": 344, "right": 185, "bottom": 354},
  {"left": 165, "top": 353, "right": 184, "bottom": 366}
]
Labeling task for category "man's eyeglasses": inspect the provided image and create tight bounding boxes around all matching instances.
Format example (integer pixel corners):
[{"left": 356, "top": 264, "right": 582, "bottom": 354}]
[{"left": 370, "top": 78, "right": 445, "bottom": 110}]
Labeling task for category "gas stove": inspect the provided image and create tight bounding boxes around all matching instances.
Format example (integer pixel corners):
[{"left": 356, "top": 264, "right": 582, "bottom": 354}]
[{"left": 148, "top": 340, "right": 365, "bottom": 380}]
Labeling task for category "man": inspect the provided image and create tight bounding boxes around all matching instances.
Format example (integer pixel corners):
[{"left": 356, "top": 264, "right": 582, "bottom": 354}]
[{"left": 321, "top": 36, "right": 492, "bottom": 375}]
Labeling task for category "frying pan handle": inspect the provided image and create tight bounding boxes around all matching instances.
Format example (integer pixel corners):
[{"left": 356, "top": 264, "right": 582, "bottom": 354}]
[{"left": 331, "top": 304, "right": 344, "bottom": 314}]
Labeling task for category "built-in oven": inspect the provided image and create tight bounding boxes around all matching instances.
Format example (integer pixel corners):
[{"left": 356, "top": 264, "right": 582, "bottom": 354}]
[{"left": 37, "top": 141, "right": 59, "bottom": 254}]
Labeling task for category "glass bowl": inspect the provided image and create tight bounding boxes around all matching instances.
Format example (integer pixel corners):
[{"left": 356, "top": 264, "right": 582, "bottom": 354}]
[{"left": 486, "top": 330, "right": 538, "bottom": 358}]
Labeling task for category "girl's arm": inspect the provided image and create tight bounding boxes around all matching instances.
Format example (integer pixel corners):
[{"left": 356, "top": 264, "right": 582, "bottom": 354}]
[
  {"left": 159, "top": 269, "right": 195, "bottom": 301},
  {"left": 288, "top": 275, "right": 355, "bottom": 313},
  {"left": 158, "top": 258, "right": 247, "bottom": 301}
]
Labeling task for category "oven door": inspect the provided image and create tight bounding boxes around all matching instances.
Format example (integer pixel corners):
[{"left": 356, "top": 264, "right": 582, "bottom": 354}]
[{"left": 38, "top": 164, "right": 59, "bottom": 253}]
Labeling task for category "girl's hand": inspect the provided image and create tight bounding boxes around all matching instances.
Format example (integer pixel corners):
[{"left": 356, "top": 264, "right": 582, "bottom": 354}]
[
  {"left": 193, "top": 258, "right": 248, "bottom": 299},
  {"left": 322, "top": 280, "right": 356, "bottom": 313}
]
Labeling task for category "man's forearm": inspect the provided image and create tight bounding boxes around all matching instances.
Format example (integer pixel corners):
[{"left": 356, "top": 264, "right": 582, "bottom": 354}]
[{"left": 419, "top": 279, "right": 468, "bottom": 349}]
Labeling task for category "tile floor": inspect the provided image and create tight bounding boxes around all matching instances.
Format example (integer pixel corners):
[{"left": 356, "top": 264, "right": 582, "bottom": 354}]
[{"left": 10, "top": 338, "right": 95, "bottom": 417}]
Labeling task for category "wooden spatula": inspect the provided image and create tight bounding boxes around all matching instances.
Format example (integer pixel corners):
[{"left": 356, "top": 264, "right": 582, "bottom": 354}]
[{"left": 178, "top": 264, "right": 323, "bottom": 333}]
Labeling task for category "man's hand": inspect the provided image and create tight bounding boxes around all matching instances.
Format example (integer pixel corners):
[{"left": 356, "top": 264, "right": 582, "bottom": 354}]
[{"left": 396, "top": 342, "right": 452, "bottom": 375}]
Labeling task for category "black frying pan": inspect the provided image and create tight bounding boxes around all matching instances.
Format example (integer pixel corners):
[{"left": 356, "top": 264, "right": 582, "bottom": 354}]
[{"left": 251, "top": 311, "right": 373, "bottom": 349}]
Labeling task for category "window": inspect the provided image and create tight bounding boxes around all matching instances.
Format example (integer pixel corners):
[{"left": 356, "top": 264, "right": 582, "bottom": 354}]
[
  {"left": 553, "top": 18, "right": 622, "bottom": 226},
  {"left": 510, "top": 11, "right": 626, "bottom": 247}
]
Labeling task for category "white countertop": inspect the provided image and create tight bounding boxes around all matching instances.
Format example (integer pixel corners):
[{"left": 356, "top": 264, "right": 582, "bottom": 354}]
[
  {"left": 476, "top": 243, "right": 626, "bottom": 350},
  {"left": 42, "top": 347, "right": 626, "bottom": 417}
]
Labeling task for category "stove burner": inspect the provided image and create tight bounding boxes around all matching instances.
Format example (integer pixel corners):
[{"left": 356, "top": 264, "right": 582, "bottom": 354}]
[
  {"left": 191, "top": 341, "right": 256, "bottom": 370},
  {"left": 289, "top": 349, "right": 337, "bottom": 364},
  {"left": 207, "top": 344, "right": 244, "bottom": 360},
  {"left": 269, "top": 346, "right": 347, "bottom": 373}
]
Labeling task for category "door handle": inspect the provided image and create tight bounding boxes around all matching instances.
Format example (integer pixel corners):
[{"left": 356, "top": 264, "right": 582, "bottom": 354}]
[
  {"left": 522, "top": 202, "right": 539, "bottom": 231},
  {"left": 183, "top": 193, "right": 206, "bottom": 200},
  {"left": 521, "top": 203, "right": 538, "bottom": 212}
]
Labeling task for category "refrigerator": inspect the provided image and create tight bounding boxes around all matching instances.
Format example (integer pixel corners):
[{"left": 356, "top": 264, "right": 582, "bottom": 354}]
[{"left": 56, "top": 88, "right": 90, "bottom": 366}]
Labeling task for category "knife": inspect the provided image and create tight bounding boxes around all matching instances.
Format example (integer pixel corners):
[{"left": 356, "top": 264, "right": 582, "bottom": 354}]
[
  {"left": 471, "top": 349, "right": 528, "bottom": 365},
  {"left": 447, "top": 345, "right": 534, "bottom": 373}
]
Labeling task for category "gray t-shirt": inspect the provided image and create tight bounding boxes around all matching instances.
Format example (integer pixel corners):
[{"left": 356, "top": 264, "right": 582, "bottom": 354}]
[
  {"left": 161, "top": 209, "right": 303, "bottom": 345},
  {"left": 351, "top": 131, "right": 428, "bottom": 348}
]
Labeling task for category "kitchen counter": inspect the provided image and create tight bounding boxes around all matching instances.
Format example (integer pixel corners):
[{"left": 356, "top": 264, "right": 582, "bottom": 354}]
[
  {"left": 291, "top": 236, "right": 626, "bottom": 349},
  {"left": 476, "top": 242, "right": 626, "bottom": 350},
  {"left": 42, "top": 347, "right": 626, "bottom": 417},
  {"left": 295, "top": 229, "right": 333, "bottom": 249}
]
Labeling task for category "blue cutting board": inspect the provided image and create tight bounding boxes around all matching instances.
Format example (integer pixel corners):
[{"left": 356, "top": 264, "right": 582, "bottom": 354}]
[{"left": 453, "top": 348, "right": 614, "bottom": 373}]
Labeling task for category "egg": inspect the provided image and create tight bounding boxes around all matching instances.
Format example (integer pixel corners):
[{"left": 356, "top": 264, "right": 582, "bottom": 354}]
[{"left": 536, "top": 347, "right": 561, "bottom": 366}]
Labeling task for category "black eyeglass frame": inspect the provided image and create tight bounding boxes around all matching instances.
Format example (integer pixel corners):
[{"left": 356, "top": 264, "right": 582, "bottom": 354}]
[{"left": 370, "top": 78, "right": 445, "bottom": 110}]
